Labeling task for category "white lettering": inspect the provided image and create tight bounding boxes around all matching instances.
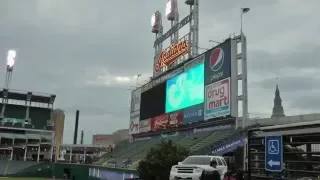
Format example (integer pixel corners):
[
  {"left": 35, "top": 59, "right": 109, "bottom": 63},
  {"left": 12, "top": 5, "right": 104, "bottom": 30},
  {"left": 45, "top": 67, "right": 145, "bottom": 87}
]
[{"left": 210, "top": 72, "right": 223, "bottom": 81}]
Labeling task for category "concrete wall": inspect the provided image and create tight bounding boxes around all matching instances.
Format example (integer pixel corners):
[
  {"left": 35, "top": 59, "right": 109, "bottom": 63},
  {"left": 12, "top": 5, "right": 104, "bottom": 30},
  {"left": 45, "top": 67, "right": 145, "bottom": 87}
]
[{"left": 11, "top": 162, "right": 138, "bottom": 180}]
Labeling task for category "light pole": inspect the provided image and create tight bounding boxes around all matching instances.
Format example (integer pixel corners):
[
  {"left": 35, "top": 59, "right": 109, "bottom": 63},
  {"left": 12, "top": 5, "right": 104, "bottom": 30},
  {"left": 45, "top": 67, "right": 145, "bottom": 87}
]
[
  {"left": 241, "top": 8, "right": 250, "bottom": 34},
  {"left": 240, "top": 7, "right": 250, "bottom": 172},
  {"left": 136, "top": 74, "right": 141, "bottom": 86},
  {"left": 5, "top": 49, "right": 16, "bottom": 89}
]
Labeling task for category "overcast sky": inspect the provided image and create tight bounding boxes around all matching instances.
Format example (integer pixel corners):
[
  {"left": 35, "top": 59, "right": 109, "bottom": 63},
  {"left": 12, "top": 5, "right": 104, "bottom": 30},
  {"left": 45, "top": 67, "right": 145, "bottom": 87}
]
[{"left": 0, "top": 0, "right": 319, "bottom": 144}]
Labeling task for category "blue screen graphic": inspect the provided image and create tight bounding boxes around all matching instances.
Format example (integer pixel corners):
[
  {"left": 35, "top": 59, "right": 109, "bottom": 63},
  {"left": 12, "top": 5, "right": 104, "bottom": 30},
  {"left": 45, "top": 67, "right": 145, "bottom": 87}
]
[{"left": 165, "top": 63, "right": 204, "bottom": 113}]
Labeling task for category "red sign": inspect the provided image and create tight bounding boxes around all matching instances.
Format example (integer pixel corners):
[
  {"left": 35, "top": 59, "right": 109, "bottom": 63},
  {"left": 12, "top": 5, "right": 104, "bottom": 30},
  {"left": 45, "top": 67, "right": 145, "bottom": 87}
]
[
  {"left": 151, "top": 114, "right": 169, "bottom": 131},
  {"left": 151, "top": 111, "right": 183, "bottom": 131},
  {"left": 168, "top": 111, "right": 183, "bottom": 127},
  {"left": 155, "top": 40, "right": 189, "bottom": 72},
  {"left": 95, "top": 136, "right": 111, "bottom": 142}
]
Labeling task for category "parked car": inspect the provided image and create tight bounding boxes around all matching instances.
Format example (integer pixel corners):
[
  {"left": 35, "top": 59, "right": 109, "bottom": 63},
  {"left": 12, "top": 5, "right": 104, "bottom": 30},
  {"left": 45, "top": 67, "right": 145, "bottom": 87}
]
[{"left": 169, "top": 155, "right": 228, "bottom": 180}]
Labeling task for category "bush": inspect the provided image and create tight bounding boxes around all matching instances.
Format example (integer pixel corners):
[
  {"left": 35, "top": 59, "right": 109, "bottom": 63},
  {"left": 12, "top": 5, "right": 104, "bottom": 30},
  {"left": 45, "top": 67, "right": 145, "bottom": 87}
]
[{"left": 137, "top": 139, "right": 189, "bottom": 180}]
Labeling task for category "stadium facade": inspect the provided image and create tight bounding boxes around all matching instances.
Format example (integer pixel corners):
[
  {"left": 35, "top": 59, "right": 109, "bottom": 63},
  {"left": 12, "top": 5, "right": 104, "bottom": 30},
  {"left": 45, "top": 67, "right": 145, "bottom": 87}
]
[{"left": 0, "top": 88, "right": 61, "bottom": 162}]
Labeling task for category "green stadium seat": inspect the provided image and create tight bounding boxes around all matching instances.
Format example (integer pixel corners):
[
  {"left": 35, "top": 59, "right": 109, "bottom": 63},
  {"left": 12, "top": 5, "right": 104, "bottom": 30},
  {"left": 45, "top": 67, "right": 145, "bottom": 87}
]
[
  {"left": 24, "top": 124, "right": 34, "bottom": 129},
  {"left": 4, "top": 122, "right": 13, "bottom": 127},
  {"left": 29, "top": 107, "right": 51, "bottom": 129},
  {"left": 3, "top": 104, "right": 26, "bottom": 119},
  {"left": 190, "top": 130, "right": 235, "bottom": 153},
  {"left": 13, "top": 122, "right": 23, "bottom": 128}
]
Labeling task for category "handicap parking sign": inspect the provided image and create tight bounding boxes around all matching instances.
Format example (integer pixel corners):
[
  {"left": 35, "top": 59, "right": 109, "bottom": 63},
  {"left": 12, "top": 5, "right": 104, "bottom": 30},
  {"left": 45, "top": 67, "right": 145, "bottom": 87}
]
[
  {"left": 265, "top": 136, "right": 283, "bottom": 172},
  {"left": 268, "top": 140, "right": 279, "bottom": 154}
]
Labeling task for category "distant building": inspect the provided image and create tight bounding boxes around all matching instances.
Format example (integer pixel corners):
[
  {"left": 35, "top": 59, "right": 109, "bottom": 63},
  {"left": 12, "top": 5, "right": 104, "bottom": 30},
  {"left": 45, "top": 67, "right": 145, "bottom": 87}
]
[
  {"left": 113, "top": 129, "right": 129, "bottom": 142},
  {"left": 92, "top": 134, "right": 114, "bottom": 146},
  {"left": 92, "top": 129, "right": 129, "bottom": 146},
  {"left": 271, "top": 84, "right": 285, "bottom": 118}
]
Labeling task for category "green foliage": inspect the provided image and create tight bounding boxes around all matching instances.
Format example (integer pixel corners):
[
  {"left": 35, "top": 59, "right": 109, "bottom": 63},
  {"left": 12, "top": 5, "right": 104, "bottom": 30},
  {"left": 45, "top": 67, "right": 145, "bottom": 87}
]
[{"left": 137, "top": 139, "right": 189, "bottom": 180}]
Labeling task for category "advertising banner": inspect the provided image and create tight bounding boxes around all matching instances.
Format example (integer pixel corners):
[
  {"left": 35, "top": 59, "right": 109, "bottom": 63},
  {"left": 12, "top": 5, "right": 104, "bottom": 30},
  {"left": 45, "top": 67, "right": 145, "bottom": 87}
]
[
  {"left": 151, "top": 111, "right": 183, "bottom": 131},
  {"left": 130, "top": 88, "right": 141, "bottom": 113},
  {"left": 151, "top": 114, "right": 169, "bottom": 131},
  {"left": 204, "top": 39, "right": 232, "bottom": 85},
  {"left": 168, "top": 111, "right": 183, "bottom": 127},
  {"left": 129, "top": 111, "right": 139, "bottom": 135},
  {"left": 193, "top": 123, "right": 234, "bottom": 134},
  {"left": 139, "top": 118, "right": 151, "bottom": 133},
  {"left": 204, "top": 78, "right": 231, "bottom": 120},
  {"left": 92, "top": 135, "right": 114, "bottom": 145},
  {"left": 211, "top": 136, "right": 245, "bottom": 156},
  {"left": 183, "top": 103, "right": 204, "bottom": 124},
  {"left": 92, "top": 169, "right": 138, "bottom": 179}
]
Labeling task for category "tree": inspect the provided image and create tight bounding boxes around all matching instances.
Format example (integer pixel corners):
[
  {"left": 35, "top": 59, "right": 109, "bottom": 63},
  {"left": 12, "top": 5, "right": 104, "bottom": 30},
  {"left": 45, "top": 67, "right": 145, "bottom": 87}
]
[{"left": 137, "top": 139, "right": 189, "bottom": 180}]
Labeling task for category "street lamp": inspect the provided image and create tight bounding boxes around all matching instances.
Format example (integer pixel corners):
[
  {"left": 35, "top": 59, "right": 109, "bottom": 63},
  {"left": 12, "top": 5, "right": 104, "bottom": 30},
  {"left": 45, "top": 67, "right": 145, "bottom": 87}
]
[{"left": 241, "top": 8, "right": 250, "bottom": 34}]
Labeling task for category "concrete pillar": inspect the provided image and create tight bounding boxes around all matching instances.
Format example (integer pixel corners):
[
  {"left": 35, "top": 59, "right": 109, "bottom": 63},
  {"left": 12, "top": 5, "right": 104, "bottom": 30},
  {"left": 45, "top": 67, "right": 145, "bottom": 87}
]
[
  {"left": 24, "top": 146, "right": 27, "bottom": 161},
  {"left": 69, "top": 147, "right": 72, "bottom": 162},
  {"left": 10, "top": 148, "right": 13, "bottom": 160},
  {"left": 83, "top": 148, "right": 86, "bottom": 163},
  {"left": 50, "top": 146, "right": 53, "bottom": 162},
  {"left": 37, "top": 146, "right": 40, "bottom": 162}
]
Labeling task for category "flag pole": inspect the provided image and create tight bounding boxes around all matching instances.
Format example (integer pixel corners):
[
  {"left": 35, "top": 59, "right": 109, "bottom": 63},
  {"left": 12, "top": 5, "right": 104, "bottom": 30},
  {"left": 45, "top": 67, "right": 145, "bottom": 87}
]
[{"left": 241, "top": 9, "right": 243, "bottom": 34}]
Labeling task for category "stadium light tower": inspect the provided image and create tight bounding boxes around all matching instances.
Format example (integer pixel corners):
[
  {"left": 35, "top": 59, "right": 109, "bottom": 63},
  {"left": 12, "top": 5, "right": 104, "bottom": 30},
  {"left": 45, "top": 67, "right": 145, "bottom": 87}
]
[
  {"left": 166, "top": 0, "right": 179, "bottom": 44},
  {"left": 4, "top": 49, "right": 16, "bottom": 89}
]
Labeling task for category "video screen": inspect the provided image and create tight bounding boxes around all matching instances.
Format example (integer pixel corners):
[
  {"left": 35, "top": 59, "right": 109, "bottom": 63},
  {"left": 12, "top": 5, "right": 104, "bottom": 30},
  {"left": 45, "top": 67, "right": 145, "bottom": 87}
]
[
  {"left": 140, "top": 82, "right": 166, "bottom": 120},
  {"left": 165, "top": 63, "right": 204, "bottom": 113}
]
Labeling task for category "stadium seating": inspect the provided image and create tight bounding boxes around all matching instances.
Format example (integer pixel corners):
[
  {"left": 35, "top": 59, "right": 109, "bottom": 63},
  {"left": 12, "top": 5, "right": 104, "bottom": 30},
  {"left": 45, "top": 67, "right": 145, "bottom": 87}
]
[
  {"left": 0, "top": 104, "right": 51, "bottom": 130},
  {"left": 190, "top": 130, "right": 235, "bottom": 153},
  {"left": 178, "top": 131, "right": 212, "bottom": 148},
  {"left": 100, "top": 129, "right": 238, "bottom": 169},
  {"left": 29, "top": 107, "right": 51, "bottom": 129},
  {"left": 0, "top": 160, "right": 40, "bottom": 175},
  {"left": 4, "top": 104, "right": 26, "bottom": 120},
  {"left": 6, "top": 160, "right": 40, "bottom": 175}
]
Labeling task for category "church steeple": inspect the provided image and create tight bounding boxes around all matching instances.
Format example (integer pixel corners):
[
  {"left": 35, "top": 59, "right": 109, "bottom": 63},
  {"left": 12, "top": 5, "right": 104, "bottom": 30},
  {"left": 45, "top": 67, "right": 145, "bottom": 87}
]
[{"left": 271, "top": 84, "right": 285, "bottom": 118}]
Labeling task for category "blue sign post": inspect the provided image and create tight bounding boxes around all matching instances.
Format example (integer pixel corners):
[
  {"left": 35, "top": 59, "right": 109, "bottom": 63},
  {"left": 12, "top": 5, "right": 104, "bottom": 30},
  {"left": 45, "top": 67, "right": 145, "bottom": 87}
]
[{"left": 265, "top": 136, "right": 283, "bottom": 172}]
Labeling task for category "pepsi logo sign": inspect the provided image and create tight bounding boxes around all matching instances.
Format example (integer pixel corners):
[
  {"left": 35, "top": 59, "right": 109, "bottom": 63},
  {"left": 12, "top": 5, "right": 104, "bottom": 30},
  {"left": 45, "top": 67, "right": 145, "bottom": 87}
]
[{"left": 210, "top": 48, "right": 224, "bottom": 72}]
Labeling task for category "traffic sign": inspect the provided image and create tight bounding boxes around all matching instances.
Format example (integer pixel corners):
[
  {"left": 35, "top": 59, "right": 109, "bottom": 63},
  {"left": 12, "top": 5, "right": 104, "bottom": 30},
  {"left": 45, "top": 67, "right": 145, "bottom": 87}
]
[{"left": 265, "top": 136, "right": 283, "bottom": 172}]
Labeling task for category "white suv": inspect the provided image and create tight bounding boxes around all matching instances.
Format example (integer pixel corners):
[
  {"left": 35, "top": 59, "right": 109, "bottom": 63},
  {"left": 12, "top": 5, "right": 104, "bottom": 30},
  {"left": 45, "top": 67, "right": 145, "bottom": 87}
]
[{"left": 169, "top": 155, "right": 228, "bottom": 180}]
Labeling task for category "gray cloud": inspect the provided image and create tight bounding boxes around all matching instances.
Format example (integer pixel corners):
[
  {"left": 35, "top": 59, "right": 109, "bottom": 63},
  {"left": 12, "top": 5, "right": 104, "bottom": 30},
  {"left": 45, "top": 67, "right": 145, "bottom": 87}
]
[
  {"left": 290, "top": 95, "right": 320, "bottom": 111},
  {"left": 252, "top": 76, "right": 320, "bottom": 92},
  {"left": 0, "top": 0, "right": 319, "bottom": 143},
  {"left": 248, "top": 45, "right": 320, "bottom": 74}
]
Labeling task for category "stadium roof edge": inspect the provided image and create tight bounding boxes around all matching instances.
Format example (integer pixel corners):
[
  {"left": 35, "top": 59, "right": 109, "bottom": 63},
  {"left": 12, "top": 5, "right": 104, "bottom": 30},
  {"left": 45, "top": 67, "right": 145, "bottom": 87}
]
[
  {"left": 0, "top": 126, "right": 54, "bottom": 133},
  {"left": 61, "top": 144, "right": 111, "bottom": 148},
  {"left": 259, "top": 120, "right": 320, "bottom": 131},
  {"left": 0, "top": 88, "right": 56, "bottom": 104}
]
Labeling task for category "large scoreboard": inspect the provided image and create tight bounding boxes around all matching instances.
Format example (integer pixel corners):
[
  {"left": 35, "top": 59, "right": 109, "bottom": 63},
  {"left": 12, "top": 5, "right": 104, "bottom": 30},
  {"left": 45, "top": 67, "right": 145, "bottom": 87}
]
[{"left": 129, "top": 38, "right": 238, "bottom": 135}]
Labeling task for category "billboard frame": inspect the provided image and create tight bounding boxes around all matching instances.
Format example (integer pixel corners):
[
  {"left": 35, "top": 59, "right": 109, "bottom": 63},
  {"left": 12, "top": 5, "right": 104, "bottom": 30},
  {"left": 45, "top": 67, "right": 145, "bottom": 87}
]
[{"left": 152, "top": 0, "right": 199, "bottom": 77}]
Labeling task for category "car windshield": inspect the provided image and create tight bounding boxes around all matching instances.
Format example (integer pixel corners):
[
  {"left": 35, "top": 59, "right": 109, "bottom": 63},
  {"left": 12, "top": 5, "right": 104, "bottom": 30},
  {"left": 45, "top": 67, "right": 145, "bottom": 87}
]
[{"left": 182, "top": 156, "right": 211, "bottom": 165}]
